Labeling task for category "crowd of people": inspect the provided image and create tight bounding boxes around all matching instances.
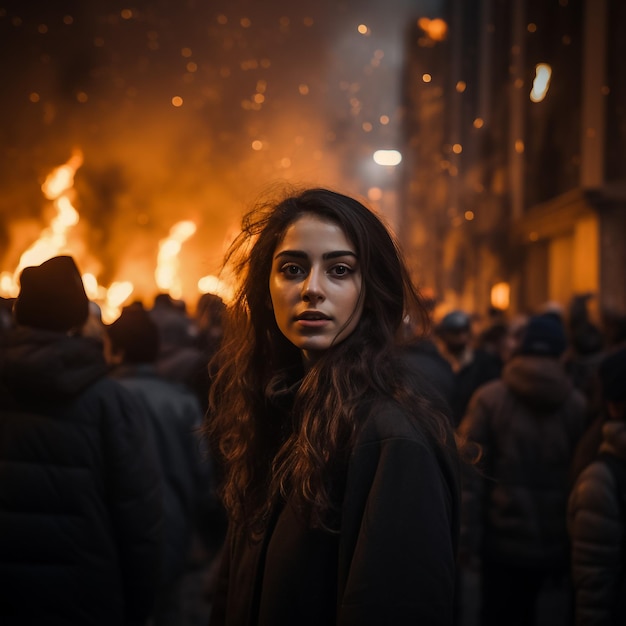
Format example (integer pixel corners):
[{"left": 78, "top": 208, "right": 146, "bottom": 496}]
[
  {"left": 0, "top": 187, "right": 625, "bottom": 625},
  {"left": 433, "top": 300, "right": 626, "bottom": 626},
  {"left": 0, "top": 257, "right": 225, "bottom": 626}
]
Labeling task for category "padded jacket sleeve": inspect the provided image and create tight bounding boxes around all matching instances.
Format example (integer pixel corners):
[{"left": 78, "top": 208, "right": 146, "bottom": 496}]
[{"left": 567, "top": 460, "right": 624, "bottom": 626}]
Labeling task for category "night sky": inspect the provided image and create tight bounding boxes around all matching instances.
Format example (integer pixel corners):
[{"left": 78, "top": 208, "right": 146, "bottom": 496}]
[{"left": 0, "top": 0, "right": 441, "bottom": 304}]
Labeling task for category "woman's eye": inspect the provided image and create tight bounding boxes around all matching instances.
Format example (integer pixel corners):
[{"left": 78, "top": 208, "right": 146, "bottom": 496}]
[
  {"left": 280, "top": 264, "right": 304, "bottom": 277},
  {"left": 330, "top": 264, "right": 351, "bottom": 277}
]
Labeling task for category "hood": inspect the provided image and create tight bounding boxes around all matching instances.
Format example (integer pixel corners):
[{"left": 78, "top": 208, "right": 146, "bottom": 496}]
[
  {"left": 1, "top": 326, "right": 108, "bottom": 401},
  {"left": 599, "top": 420, "right": 626, "bottom": 461},
  {"left": 503, "top": 355, "right": 573, "bottom": 411}
]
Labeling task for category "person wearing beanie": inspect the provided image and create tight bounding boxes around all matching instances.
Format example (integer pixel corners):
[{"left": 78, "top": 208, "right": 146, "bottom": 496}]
[
  {"left": 12, "top": 255, "right": 90, "bottom": 332},
  {"left": 568, "top": 345, "right": 626, "bottom": 625},
  {"left": 434, "top": 309, "right": 502, "bottom": 425},
  {"left": 458, "top": 313, "right": 587, "bottom": 626},
  {"left": 0, "top": 255, "right": 162, "bottom": 625},
  {"left": 517, "top": 313, "right": 568, "bottom": 358},
  {"left": 105, "top": 304, "right": 217, "bottom": 626}
]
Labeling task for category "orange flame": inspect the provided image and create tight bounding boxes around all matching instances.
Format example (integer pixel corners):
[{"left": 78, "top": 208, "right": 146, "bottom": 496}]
[
  {"left": 1, "top": 153, "right": 219, "bottom": 323},
  {"left": 101, "top": 281, "right": 135, "bottom": 324},
  {"left": 0, "top": 150, "right": 83, "bottom": 298},
  {"left": 0, "top": 151, "right": 136, "bottom": 323},
  {"left": 155, "top": 220, "right": 197, "bottom": 299},
  {"left": 197, "top": 274, "right": 235, "bottom": 303}
]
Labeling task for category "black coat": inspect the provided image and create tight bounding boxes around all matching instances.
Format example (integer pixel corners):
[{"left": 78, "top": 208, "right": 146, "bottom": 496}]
[
  {"left": 112, "top": 363, "right": 210, "bottom": 586},
  {"left": 0, "top": 327, "right": 162, "bottom": 626},
  {"left": 459, "top": 355, "right": 586, "bottom": 568},
  {"left": 210, "top": 398, "right": 460, "bottom": 626},
  {"left": 568, "top": 420, "right": 626, "bottom": 625}
]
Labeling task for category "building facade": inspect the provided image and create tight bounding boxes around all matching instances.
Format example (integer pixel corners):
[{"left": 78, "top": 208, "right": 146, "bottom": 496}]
[{"left": 401, "top": 0, "right": 626, "bottom": 324}]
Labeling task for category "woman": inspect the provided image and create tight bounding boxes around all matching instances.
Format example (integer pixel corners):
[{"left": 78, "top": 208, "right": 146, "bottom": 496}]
[{"left": 205, "top": 188, "right": 460, "bottom": 625}]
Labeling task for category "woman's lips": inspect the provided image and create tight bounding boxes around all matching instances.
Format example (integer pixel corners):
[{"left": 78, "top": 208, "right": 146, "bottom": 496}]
[{"left": 295, "top": 311, "right": 331, "bottom": 327}]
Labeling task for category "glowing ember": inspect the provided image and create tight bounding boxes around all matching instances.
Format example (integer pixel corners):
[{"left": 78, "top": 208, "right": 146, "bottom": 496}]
[{"left": 417, "top": 17, "right": 448, "bottom": 42}]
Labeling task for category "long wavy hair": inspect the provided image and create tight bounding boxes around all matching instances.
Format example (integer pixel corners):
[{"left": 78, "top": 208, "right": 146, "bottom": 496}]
[{"left": 205, "top": 187, "right": 453, "bottom": 533}]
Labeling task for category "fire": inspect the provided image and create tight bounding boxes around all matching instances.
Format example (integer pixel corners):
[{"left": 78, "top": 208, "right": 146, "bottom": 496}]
[
  {"left": 0, "top": 150, "right": 84, "bottom": 298},
  {"left": 2, "top": 153, "right": 217, "bottom": 325},
  {"left": 83, "top": 272, "right": 136, "bottom": 324},
  {"left": 100, "top": 281, "right": 135, "bottom": 324},
  {"left": 155, "top": 220, "right": 197, "bottom": 300},
  {"left": 0, "top": 151, "right": 136, "bottom": 323},
  {"left": 197, "top": 274, "right": 235, "bottom": 304}
]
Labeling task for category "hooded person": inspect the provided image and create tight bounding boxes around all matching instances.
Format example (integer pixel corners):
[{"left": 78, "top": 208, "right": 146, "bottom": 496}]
[
  {"left": 458, "top": 313, "right": 587, "bottom": 626},
  {"left": 0, "top": 255, "right": 162, "bottom": 626}
]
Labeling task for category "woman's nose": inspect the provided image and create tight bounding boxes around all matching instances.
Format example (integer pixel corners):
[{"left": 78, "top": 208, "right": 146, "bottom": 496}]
[{"left": 302, "top": 269, "right": 324, "bottom": 302}]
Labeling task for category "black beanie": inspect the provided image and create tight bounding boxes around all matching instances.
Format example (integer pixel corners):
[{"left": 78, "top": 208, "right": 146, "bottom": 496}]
[
  {"left": 106, "top": 304, "right": 160, "bottom": 364},
  {"left": 519, "top": 314, "right": 567, "bottom": 357},
  {"left": 13, "top": 255, "right": 89, "bottom": 332}
]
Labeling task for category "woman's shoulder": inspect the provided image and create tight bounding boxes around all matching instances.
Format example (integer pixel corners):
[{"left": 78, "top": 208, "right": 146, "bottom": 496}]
[
  {"left": 349, "top": 396, "right": 461, "bottom": 505},
  {"left": 355, "top": 396, "right": 432, "bottom": 448}
]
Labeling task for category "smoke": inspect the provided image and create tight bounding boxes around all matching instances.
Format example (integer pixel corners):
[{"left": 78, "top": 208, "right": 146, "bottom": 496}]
[{"left": 0, "top": 0, "right": 441, "bottom": 305}]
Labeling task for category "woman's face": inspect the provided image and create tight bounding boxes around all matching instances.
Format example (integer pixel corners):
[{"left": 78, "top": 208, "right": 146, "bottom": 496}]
[{"left": 269, "top": 213, "right": 364, "bottom": 364}]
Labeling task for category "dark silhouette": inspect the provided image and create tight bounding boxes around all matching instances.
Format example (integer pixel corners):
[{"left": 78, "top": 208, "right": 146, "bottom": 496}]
[
  {"left": 458, "top": 313, "right": 586, "bottom": 626},
  {"left": 435, "top": 309, "right": 502, "bottom": 426},
  {"left": 568, "top": 345, "right": 626, "bottom": 625},
  {"left": 106, "top": 304, "right": 215, "bottom": 626},
  {"left": 0, "top": 255, "right": 162, "bottom": 626}
]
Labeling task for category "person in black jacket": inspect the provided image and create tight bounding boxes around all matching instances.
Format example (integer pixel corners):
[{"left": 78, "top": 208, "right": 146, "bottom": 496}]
[
  {"left": 458, "top": 314, "right": 586, "bottom": 626},
  {"left": 0, "top": 255, "right": 162, "bottom": 626},
  {"left": 204, "top": 188, "right": 461, "bottom": 626},
  {"left": 568, "top": 345, "right": 626, "bottom": 625},
  {"left": 106, "top": 304, "right": 214, "bottom": 626},
  {"left": 434, "top": 310, "right": 502, "bottom": 426}
]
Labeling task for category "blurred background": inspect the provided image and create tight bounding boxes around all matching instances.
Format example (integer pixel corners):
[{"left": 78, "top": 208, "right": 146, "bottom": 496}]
[{"left": 0, "top": 0, "right": 624, "bottom": 324}]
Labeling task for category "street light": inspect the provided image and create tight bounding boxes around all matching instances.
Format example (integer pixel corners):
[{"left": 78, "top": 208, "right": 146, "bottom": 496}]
[{"left": 373, "top": 149, "right": 402, "bottom": 166}]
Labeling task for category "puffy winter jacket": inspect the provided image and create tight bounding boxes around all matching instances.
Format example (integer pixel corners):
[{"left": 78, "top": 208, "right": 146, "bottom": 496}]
[
  {"left": 459, "top": 355, "right": 586, "bottom": 567},
  {"left": 568, "top": 420, "right": 626, "bottom": 625},
  {"left": 0, "top": 327, "right": 162, "bottom": 626}
]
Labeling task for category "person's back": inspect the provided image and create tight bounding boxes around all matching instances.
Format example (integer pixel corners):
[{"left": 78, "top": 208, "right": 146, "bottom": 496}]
[
  {"left": 0, "top": 256, "right": 162, "bottom": 626},
  {"left": 149, "top": 294, "right": 206, "bottom": 396},
  {"left": 402, "top": 337, "right": 456, "bottom": 413},
  {"left": 459, "top": 314, "right": 586, "bottom": 626},
  {"left": 106, "top": 304, "right": 214, "bottom": 625}
]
